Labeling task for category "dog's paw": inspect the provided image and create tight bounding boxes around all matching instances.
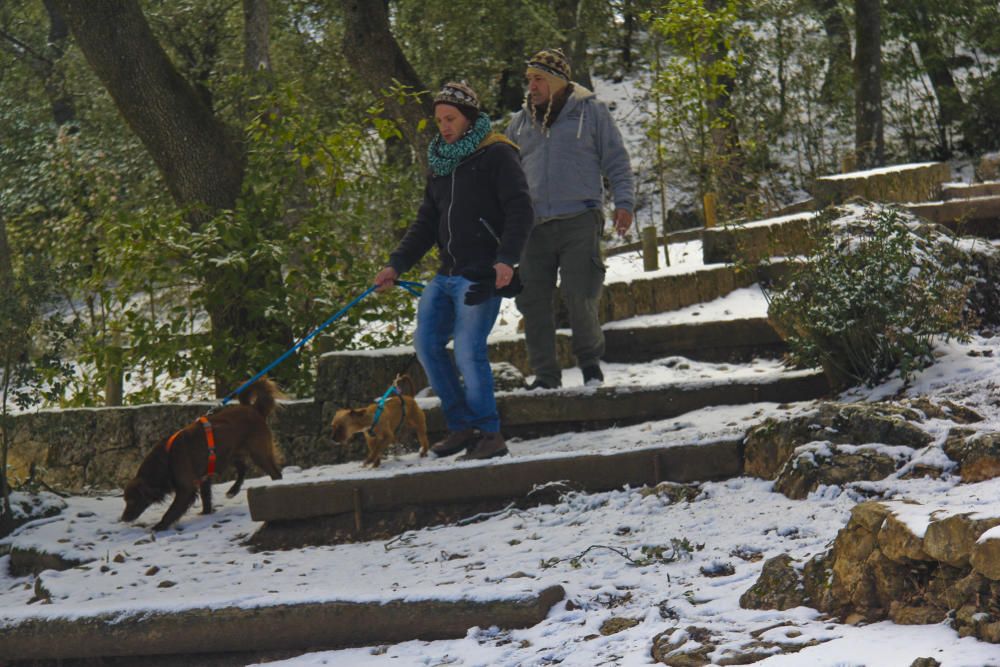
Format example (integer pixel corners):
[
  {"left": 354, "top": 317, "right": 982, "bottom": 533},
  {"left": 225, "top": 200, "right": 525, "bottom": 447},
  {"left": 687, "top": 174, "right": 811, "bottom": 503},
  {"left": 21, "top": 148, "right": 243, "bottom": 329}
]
[{"left": 419, "top": 450, "right": 428, "bottom": 458}]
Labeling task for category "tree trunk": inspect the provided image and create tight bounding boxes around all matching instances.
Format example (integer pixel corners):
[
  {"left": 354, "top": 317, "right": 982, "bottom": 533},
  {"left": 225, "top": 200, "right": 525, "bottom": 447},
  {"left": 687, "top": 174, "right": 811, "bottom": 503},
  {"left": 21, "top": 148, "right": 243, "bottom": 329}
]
[
  {"left": 898, "top": 2, "right": 963, "bottom": 156},
  {"left": 242, "top": 0, "right": 271, "bottom": 76},
  {"left": 622, "top": 0, "right": 635, "bottom": 73},
  {"left": 854, "top": 0, "right": 885, "bottom": 169},
  {"left": 52, "top": 0, "right": 244, "bottom": 214},
  {"left": 812, "top": 0, "right": 853, "bottom": 104},
  {"left": 52, "top": 0, "right": 293, "bottom": 397},
  {"left": 41, "top": 0, "right": 75, "bottom": 126},
  {"left": 554, "top": 0, "right": 593, "bottom": 90},
  {"left": 338, "top": 0, "right": 433, "bottom": 165}
]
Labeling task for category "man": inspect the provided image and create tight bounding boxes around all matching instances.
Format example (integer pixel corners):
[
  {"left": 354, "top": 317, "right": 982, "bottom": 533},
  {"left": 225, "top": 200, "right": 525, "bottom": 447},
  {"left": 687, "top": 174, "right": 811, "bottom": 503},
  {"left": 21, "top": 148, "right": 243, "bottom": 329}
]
[{"left": 505, "top": 48, "right": 634, "bottom": 389}]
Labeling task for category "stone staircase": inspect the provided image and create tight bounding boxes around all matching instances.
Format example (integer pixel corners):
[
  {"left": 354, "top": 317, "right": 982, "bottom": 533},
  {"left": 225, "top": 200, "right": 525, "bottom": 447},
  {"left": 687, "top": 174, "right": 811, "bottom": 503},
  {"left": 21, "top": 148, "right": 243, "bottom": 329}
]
[{"left": 8, "top": 160, "right": 999, "bottom": 665}]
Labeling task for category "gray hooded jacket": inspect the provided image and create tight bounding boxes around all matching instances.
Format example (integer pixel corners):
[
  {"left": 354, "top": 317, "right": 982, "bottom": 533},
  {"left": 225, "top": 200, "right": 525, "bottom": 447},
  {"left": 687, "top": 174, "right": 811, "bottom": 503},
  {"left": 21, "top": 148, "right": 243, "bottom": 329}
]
[{"left": 505, "top": 83, "right": 634, "bottom": 221}]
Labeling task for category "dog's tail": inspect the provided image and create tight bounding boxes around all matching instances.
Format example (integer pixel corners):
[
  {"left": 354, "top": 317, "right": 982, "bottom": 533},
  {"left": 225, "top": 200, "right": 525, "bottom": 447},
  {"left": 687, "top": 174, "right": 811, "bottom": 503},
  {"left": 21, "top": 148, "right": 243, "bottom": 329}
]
[
  {"left": 393, "top": 373, "right": 416, "bottom": 397},
  {"left": 239, "top": 377, "right": 284, "bottom": 418}
]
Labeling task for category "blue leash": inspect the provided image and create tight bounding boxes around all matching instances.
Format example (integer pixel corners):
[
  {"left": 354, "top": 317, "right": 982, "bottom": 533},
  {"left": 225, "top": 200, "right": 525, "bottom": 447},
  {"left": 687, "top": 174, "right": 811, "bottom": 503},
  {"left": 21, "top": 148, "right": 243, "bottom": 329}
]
[{"left": 219, "top": 279, "right": 424, "bottom": 407}]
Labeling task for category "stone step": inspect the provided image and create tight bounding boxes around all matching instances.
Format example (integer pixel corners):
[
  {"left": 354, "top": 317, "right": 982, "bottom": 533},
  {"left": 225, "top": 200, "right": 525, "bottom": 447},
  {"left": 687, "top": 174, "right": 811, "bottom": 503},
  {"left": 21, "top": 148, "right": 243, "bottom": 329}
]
[
  {"left": 701, "top": 212, "right": 818, "bottom": 264},
  {"left": 318, "top": 315, "right": 786, "bottom": 410},
  {"left": 0, "top": 586, "right": 564, "bottom": 663},
  {"left": 248, "top": 438, "right": 744, "bottom": 548},
  {"left": 251, "top": 368, "right": 827, "bottom": 547},
  {"left": 436, "top": 368, "right": 828, "bottom": 440},
  {"left": 905, "top": 195, "right": 1000, "bottom": 239},
  {"left": 940, "top": 181, "right": 1000, "bottom": 200}
]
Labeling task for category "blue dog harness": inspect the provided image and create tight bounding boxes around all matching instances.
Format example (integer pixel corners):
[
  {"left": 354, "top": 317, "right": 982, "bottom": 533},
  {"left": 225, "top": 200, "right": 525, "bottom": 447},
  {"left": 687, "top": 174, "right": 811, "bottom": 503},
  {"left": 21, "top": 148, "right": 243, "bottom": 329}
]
[{"left": 368, "top": 384, "right": 406, "bottom": 437}]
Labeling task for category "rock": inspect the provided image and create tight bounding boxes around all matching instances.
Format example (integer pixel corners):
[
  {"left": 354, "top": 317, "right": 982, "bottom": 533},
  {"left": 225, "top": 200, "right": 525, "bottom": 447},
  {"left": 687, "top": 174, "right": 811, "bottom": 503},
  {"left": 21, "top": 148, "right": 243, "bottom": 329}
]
[
  {"left": 774, "top": 442, "right": 901, "bottom": 500},
  {"left": 745, "top": 402, "right": 931, "bottom": 481},
  {"left": 878, "top": 511, "right": 932, "bottom": 563},
  {"left": 801, "top": 551, "right": 834, "bottom": 612},
  {"left": 639, "top": 482, "right": 701, "bottom": 504},
  {"left": 740, "top": 554, "right": 806, "bottom": 611},
  {"left": 888, "top": 600, "right": 947, "bottom": 625},
  {"left": 650, "top": 627, "right": 715, "bottom": 666},
  {"left": 491, "top": 361, "right": 526, "bottom": 393},
  {"left": 943, "top": 431, "right": 1000, "bottom": 483},
  {"left": 909, "top": 657, "right": 941, "bottom": 667},
  {"left": 970, "top": 532, "right": 1000, "bottom": 581},
  {"left": 924, "top": 513, "right": 1000, "bottom": 568},
  {"left": 599, "top": 616, "right": 640, "bottom": 635},
  {"left": 827, "top": 502, "right": 890, "bottom": 618},
  {"left": 903, "top": 397, "right": 983, "bottom": 424}
]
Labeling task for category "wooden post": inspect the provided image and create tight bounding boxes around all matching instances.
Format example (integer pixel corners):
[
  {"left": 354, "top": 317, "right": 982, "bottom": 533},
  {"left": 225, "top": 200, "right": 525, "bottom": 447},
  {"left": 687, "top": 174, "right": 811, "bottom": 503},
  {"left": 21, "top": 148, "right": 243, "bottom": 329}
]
[
  {"left": 353, "top": 487, "right": 364, "bottom": 533},
  {"left": 641, "top": 226, "right": 659, "bottom": 271},
  {"left": 105, "top": 329, "right": 124, "bottom": 407},
  {"left": 841, "top": 153, "right": 857, "bottom": 174},
  {"left": 703, "top": 192, "right": 718, "bottom": 228}
]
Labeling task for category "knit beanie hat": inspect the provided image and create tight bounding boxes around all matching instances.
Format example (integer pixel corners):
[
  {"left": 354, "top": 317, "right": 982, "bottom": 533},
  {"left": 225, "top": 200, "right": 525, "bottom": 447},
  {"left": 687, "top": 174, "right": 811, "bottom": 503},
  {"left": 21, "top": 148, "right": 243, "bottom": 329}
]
[
  {"left": 526, "top": 48, "right": 571, "bottom": 92},
  {"left": 525, "top": 48, "right": 572, "bottom": 132},
  {"left": 433, "top": 81, "right": 480, "bottom": 121}
]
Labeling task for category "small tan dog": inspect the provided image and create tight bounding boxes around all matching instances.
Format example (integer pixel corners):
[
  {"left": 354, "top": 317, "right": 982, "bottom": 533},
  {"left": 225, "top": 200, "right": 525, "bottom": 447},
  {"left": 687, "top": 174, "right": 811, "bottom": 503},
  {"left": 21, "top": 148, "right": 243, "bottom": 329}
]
[{"left": 330, "top": 375, "right": 429, "bottom": 467}]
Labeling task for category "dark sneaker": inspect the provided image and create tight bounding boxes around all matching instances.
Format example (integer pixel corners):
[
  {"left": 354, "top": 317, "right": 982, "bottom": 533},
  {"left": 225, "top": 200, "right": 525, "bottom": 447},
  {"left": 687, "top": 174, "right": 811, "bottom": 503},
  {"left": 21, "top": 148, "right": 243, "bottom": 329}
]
[
  {"left": 458, "top": 432, "right": 509, "bottom": 460},
  {"left": 430, "top": 429, "right": 478, "bottom": 457},
  {"left": 582, "top": 364, "right": 604, "bottom": 386},
  {"left": 526, "top": 379, "right": 558, "bottom": 390}
]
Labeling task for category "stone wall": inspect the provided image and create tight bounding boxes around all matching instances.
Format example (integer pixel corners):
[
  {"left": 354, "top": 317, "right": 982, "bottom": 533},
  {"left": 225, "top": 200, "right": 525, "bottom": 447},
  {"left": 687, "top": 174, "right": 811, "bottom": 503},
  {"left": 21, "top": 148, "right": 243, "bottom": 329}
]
[{"left": 7, "top": 399, "right": 346, "bottom": 493}]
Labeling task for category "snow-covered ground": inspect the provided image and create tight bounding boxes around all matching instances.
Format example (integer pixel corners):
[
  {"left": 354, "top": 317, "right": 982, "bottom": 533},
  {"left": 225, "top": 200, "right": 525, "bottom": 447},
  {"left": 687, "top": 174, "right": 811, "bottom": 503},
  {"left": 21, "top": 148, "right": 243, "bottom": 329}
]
[{"left": 4, "top": 238, "right": 1000, "bottom": 665}]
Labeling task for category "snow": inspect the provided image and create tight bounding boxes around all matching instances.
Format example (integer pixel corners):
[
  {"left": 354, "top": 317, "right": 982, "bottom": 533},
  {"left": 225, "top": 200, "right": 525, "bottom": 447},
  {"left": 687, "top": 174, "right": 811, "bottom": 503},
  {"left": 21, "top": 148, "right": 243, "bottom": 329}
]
[
  {"left": 820, "top": 162, "right": 943, "bottom": 181},
  {"left": 5, "top": 245, "right": 1000, "bottom": 665},
  {"left": 6, "top": 85, "right": 1000, "bottom": 667}
]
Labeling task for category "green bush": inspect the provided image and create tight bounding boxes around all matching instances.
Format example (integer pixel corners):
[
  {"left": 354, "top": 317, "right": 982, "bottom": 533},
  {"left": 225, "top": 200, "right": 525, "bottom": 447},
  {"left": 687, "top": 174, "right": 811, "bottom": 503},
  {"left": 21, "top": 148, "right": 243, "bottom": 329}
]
[{"left": 767, "top": 205, "right": 974, "bottom": 389}]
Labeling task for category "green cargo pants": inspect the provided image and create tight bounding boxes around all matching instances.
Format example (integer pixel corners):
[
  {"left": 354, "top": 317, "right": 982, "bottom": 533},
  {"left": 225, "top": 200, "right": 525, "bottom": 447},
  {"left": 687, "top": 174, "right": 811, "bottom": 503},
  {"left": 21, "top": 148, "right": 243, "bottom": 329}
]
[{"left": 515, "top": 209, "right": 606, "bottom": 387}]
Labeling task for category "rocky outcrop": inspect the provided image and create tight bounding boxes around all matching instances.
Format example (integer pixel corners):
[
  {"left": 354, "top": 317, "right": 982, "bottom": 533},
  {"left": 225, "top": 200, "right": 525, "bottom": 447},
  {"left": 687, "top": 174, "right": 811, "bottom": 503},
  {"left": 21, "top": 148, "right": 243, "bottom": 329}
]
[
  {"left": 744, "top": 401, "right": 933, "bottom": 484},
  {"left": 774, "top": 442, "right": 905, "bottom": 499},
  {"left": 943, "top": 429, "right": 1000, "bottom": 483},
  {"left": 742, "top": 500, "right": 1000, "bottom": 643},
  {"left": 739, "top": 554, "right": 806, "bottom": 611}
]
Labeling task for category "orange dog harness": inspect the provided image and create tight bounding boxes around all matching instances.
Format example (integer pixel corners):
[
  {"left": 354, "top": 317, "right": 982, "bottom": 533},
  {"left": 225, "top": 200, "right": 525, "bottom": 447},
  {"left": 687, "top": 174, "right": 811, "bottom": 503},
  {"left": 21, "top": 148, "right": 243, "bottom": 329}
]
[{"left": 165, "top": 415, "right": 217, "bottom": 478}]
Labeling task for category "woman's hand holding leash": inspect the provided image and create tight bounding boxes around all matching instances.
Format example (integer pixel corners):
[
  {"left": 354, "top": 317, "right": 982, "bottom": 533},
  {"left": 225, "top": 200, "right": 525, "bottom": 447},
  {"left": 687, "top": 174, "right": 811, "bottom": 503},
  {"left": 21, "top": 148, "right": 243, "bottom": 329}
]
[
  {"left": 494, "top": 262, "right": 513, "bottom": 289},
  {"left": 374, "top": 266, "right": 399, "bottom": 293}
]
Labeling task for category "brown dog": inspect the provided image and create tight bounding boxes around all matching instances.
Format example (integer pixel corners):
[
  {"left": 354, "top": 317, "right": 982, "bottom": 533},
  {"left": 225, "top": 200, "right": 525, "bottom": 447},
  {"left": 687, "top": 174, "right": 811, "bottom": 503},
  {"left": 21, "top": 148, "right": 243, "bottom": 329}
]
[
  {"left": 121, "top": 377, "right": 284, "bottom": 531},
  {"left": 330, "top": 375, "right": 429, "bottom": 468}
]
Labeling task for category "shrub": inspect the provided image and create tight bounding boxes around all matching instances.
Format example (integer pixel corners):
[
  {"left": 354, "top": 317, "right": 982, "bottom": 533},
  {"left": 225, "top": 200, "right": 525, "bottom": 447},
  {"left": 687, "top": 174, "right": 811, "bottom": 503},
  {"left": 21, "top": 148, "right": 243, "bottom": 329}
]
[{"left": 766, "top": 205, "right": 974, "bottom": 389}]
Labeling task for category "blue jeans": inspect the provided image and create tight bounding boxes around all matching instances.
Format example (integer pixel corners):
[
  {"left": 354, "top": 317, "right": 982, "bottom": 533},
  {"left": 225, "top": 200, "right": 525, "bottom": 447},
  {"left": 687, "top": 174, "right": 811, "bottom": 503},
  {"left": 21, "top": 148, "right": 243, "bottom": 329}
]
[{"left": 414, "top": 274, "right": 502, "bottom": 433}]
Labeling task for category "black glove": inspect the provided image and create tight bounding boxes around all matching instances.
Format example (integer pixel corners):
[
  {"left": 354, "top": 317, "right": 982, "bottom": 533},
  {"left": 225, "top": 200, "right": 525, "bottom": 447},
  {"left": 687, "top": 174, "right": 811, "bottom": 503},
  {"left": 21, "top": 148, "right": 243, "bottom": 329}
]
[{"left": 463, "top": 267, "right": 522, "bottom": 305}]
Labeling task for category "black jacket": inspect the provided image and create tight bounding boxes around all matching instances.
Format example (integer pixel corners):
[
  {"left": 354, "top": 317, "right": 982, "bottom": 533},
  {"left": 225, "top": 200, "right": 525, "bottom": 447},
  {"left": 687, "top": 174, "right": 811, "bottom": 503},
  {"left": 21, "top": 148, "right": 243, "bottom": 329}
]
[{"left": 388, "top": 135, "right": 534, "bottom": 278}]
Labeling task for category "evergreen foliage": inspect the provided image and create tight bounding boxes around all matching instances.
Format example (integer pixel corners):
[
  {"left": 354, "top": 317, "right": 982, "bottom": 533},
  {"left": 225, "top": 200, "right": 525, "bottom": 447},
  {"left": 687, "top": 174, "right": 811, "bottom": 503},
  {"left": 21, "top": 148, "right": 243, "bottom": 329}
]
[{"left": 767, "top": 206, "right": 974, "bottom": 389}]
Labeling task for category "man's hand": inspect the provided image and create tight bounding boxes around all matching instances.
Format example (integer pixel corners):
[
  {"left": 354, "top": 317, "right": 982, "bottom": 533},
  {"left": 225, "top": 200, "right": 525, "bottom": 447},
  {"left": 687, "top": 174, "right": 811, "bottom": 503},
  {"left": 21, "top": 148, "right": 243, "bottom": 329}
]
[
  {"left": 494, "top": 262, "right": 514, "bottom": 289},
  {"left": 613, "top": 208, "right": 633, "bottom": 237},
  {"left": 374, "top": 266, "right": 399, "bottom": 293}
]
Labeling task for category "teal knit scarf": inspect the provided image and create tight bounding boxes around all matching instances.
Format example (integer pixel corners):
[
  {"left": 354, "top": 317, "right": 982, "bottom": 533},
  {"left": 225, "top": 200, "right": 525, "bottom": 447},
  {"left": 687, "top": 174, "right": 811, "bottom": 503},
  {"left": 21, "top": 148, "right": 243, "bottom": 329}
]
[{"left": 428, "top": 112, "right": 492, "bottom": 176}]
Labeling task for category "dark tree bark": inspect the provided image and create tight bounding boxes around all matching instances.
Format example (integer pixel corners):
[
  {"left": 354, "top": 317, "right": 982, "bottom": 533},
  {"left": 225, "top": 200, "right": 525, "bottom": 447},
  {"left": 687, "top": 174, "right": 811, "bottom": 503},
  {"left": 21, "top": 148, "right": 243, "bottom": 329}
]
[
  {"left": 51, "top": 0, "right": 244, "bottom": 214},
  {"left": 0, "top": 1, "right": 76, "bottom": 126},
  {"left": 52, "top": 0, "right": 293, "bottom": 397},
  {"left": 338, "top": 0, "right": 433, "bottom": 164},
  {"left": 242, "top": 0, "right": 271, "bottom": 76},
  {"left": 622, "top": 0, "right": 635, "bottom": 73},
  {"left": 812, "top": 0, "right": 853, "bottom": 104},
  {"left": 854, "top": 0, "right": 885, "bottom": 169},
  {"left": 554, "top": 0, "right": 593, "bottom": 90},
  {"left": 41, "top": 0, "right": 75, "bottom": 126},
  {"left": 889, "top": 0, "right": 964, "bottom": 156}
]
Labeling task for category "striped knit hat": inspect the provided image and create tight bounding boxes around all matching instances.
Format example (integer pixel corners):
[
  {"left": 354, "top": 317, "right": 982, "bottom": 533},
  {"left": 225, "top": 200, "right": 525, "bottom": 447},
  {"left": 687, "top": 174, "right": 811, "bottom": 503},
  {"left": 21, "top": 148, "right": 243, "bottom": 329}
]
[
  {"left": 433, "top": 81, "right": 480, "bottom": 114},
  {"left": 526, "top": 48, "right": 571, "bottom": 82}
]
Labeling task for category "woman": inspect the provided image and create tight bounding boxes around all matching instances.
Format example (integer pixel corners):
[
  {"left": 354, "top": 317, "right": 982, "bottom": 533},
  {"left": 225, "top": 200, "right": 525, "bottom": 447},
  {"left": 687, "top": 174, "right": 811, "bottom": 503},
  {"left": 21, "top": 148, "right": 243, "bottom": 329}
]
[{"left": 374, "top": 81, "right": 534, "bottom": 460}]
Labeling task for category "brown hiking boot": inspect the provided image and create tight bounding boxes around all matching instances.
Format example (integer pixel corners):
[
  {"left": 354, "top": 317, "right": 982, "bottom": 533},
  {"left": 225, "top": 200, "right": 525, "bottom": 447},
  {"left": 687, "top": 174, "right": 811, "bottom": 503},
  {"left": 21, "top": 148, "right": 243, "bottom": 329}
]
[
  {"left": 458, "top": 431, "right": 509, "bottom": 461},
  {"left": 430, "top": 429, "right": 478, "bottom": 457}
]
